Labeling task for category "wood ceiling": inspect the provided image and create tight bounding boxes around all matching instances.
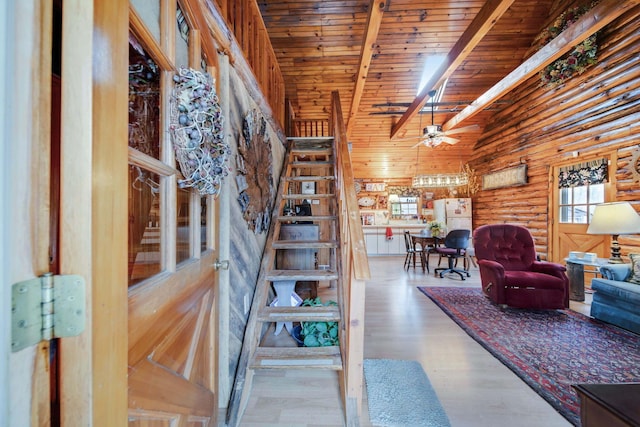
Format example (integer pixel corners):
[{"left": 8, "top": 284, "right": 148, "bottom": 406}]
[{"left": 257, "top": 0, "right": 628, "bottom": 182}]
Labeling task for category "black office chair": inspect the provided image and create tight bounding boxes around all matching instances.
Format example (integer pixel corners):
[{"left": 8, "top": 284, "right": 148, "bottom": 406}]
[
  {"left": 434, "top": 229, "right": 471, "bottom": 280},
  {"left": 403, "top": 231, "right": 423, "bottom": 271}
]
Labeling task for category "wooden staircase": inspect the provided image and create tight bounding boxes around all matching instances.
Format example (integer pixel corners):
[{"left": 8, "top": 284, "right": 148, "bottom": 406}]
[
  {"left": 227, "top": 136, "right": 347, "bottom": 425},
  {"left": 227, "top": 91, "right": 369, "bottom": 427}
]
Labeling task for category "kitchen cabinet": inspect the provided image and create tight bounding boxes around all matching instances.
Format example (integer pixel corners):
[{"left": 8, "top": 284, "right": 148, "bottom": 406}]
[
  {"left": 364, "top": 233, "right": 378, "bottom": 254},
  {"left": 376, "top": 233, "right": 403, "bottom": 255},
  {"left": 363, "top": 226, "right": 423, "bottom": 255}
]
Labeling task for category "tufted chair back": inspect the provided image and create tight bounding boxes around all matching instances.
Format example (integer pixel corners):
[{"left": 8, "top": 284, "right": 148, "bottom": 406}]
[{"left": 473, "top": 224, "right": 536, "bottom": 271}]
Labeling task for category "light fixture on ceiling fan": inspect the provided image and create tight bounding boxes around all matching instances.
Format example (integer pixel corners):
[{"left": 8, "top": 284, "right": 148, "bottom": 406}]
[{"left": 400, "top": 90, "right": 479, "bottom": 148}]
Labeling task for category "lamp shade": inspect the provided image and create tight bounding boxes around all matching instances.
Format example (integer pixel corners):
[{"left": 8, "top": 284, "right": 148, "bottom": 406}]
[{"left": 587, "top": 202, "right": 640, "bottom": 235}]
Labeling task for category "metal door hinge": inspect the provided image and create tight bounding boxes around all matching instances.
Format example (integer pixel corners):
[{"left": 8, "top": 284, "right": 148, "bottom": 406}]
[
  {"left": 213, "top": 259, "right": 229, "bottom": 271},
  {"left": 11, "top": 273, "right": 86, "bottom": 352}
]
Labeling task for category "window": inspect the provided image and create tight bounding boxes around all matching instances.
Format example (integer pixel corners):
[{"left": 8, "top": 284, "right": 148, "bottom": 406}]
[
  {"left": 391, "top": 197, "right": 418, "bottom": 218},
  {"left": 559, "top": 184, "right": 605, "bottom": 223},
  {"left": 417, "top": 55, "right": 446, "bottom": 95},
  {"left": 558, "top": 159, "right": 608, "bottom": 224},
  {"left": 127, "top": 5, "right": 216, "bottom": 287}
]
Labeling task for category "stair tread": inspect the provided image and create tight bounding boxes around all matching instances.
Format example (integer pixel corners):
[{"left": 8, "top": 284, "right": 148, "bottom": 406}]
[
  {"left": 277, "top": 215, "right": 337, "bottom": 221},
  {"left": 291, "top": 148, "right": 332, "bottom": 155},
  {"left": 285, "top": 176, "right": 335, "bottom": 181},
  {"left": 287, "top": 137, "right": 334, "bottom": 143},
  {"left": 290, "top": 161, "right": 334, "bottom": 168},
  {"left": 266, "top": 269, "right": 338, "bottom": 281},
  {"left": 283, "top": 193, "right": 335, "bottom": 199},
  {"left": 250, "top": 346, "right": 343, "bottom": 370},
  {"left": 258, "top": 306, "right": 341, "bottom": 322},
  {"left": 273, "top": 240, "right": 338, "bottom": 249}
]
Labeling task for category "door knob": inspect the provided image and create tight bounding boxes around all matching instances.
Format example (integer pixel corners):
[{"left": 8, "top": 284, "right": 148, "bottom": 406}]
[{"left": 213, "top": 259, "right": 229, "bottom": 271}]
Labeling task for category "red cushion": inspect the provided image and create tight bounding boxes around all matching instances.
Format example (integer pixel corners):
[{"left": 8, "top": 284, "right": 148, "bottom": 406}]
[{"left": 504, "top": 271, "right": 566, "bottom": 290}]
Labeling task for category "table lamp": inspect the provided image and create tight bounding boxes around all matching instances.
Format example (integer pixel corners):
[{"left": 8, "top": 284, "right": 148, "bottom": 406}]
[{"left": 587, "top": 202, "right": 640, "bottom": 263}]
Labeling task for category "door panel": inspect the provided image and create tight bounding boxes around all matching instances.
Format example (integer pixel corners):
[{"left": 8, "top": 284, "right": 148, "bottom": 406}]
[
  {"left": 558, "top": 223, "right": 608, "bottom": 260},
  {"left": 128, "top": 252, "right": 218, "bottom": 425}
]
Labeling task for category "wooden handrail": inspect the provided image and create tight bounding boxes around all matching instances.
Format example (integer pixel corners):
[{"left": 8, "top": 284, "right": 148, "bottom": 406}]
[
  {"left": 331, "top": 90, "right": 370, "bottom": 280},
  {"left": 291, "top": 119, "right": 331, "bottom": 137},
  {"left": 330, "top": 90, "right": 370, "bottom": 425}
]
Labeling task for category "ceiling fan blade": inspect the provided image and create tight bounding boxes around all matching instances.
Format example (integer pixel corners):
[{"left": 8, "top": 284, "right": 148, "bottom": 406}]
[
  {"left": 442, "top": 136, "right": 460, "bottom": 144},
  {"left": 411, "top": 140, "right": 426, "bottom": 148},
  {"left": 443, "top": 124, "right": 480, "bottom": 135}
]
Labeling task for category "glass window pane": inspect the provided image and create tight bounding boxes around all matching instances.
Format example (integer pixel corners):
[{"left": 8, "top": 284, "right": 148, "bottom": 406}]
[
  {"left": 560, "top": 187, "right": 571, "bottom": 205},
  {"left": 573, "top": 205, "right": 588, "bottom": 223},
  {"left": 130, "top": 0, "right": 160, "bottom": 42},
  {"left": 129, "top": 33, "right": 161, "bottom": 160},
  {"left": 201, "top": 197, "right": 207, "bottom": 253},
  {"left": 176, "top": 6, "right": 190, "bottom": 69},
  {"left": 573, "top": 186, "right": 587, "bottom": 204},
  {"left": 589, "top": 183, "right": 604, "bottom": 204},
  {"left": 177, "top": 187, "right": 191, "bottom": 264},
  {"left": 559, "top": 205, "right": 571, "bottom": 223},
  {"left": 128, "top": 165, "right": 162, "bottom": 286}
]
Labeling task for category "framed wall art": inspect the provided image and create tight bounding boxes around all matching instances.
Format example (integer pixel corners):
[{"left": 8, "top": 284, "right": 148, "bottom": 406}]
[
  {"left": 301, "top": 181, "right": 316, "bottom": 195},
  {"left": 482, "top": 164, "right": 527, "bottom": 190}
]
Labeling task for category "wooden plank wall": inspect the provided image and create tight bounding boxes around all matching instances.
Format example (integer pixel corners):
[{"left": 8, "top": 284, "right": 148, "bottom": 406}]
[{"left": 469, "top": 6, "right": 640, "bottom": 259}]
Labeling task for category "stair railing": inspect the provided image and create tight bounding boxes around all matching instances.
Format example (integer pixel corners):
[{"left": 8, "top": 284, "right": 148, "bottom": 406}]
[{"left": 330, "top": 90, "right": 371, "bottom": 425}]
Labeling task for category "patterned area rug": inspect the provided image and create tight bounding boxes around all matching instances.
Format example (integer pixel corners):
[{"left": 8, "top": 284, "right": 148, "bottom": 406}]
[
  {"left": 418, "top": 286, "right": 640, "bottom": 426},
  {"left": 364, "top": 359, "right": 450, "bottom": 427}
]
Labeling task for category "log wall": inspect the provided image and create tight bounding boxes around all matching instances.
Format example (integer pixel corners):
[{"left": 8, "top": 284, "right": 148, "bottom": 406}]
[{"left": 469, "top": 6, "right": 640, "bottom": 259}]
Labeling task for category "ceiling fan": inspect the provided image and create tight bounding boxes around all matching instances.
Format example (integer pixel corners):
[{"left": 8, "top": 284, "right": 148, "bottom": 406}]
[{"left": 399, "top": 90, "right": 479, "bottom": 148}]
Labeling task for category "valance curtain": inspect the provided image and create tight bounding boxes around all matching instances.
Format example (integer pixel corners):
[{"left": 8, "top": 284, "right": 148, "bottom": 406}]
[
  {"left": 558, "top": 159, "right": 608, "bottom": 188},
  {"left": 387, "top": 186, "right": 421, "bottom": 197}
]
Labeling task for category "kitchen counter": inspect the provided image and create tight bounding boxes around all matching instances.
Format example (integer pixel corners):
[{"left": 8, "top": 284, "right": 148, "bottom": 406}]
[
  {"left": 362, "top": 224, "right": 425, "bottom": 229},
  {"left": 362, "top": 225, "right": 426, "bottom": 255}
]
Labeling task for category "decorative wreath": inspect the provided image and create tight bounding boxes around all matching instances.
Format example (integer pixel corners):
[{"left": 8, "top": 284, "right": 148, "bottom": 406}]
[
  {"left": 170, "top": 67, "right": 229, "bottom": 196},
  {"left": 534, "top": 2, "right": 599, "bottom": 88}
]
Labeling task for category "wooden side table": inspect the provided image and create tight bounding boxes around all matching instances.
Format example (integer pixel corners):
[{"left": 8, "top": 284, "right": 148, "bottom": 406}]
[
  {"left": 565, "top": 257, "right": 609, "bottom": 301},
  {"left": 573, "top": 383, "right": 640, "bottom": 427}
]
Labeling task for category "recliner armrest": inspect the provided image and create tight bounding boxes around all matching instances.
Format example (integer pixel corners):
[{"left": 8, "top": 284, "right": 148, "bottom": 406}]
[
  {"left": 478, "top": 259, "right": 506, "bottom": 302},
  {"left": 531, "top": 260, "right": 566, "bottom": 278}
]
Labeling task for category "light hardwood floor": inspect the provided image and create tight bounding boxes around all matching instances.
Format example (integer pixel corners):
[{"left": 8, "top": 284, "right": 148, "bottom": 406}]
[{"left": 231, "top": 256, "right": 588, "bottom": 426}]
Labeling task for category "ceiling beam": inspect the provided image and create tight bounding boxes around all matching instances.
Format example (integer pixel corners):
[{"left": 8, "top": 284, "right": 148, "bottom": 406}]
[
  {"left": 443, "top": 0, "right": 640, "bottom": 132},
  {"left": 346, "top": 0, "right": 387, "bottom": 137},
  {"left": 389, "top": 0, "right": 516, "bottom": 139}
]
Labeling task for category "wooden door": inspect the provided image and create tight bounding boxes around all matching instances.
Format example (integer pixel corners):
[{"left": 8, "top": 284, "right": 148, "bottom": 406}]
[
  {"left": 556, "top": 223, "right": 608, "bottom": 261},
  {"left": 550, "top": 158, "right": 615, "bottom": 264},
  {"left": 127, "top": 251, "right": 219, "bottom": 426},
  {"left": 126, "top": 2, "right": 219, "bottom": 425}
]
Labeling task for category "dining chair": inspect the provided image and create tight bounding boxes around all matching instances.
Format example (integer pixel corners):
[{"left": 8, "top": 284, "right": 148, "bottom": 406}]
[
  {"left": 403, "top": 231, "right": 423, "bottom": 271},
  {"left": 434, "top": 229, "right": 471, "bottom": 280}
]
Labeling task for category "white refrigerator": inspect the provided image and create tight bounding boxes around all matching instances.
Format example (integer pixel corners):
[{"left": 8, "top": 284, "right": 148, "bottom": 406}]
[{"left": 433, "top": 198, "right": 472, "bottom": 232}]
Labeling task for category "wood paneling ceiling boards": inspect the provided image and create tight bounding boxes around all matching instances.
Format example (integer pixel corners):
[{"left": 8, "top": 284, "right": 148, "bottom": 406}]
[{"left": 258, "top": 1, "right": 630, "bottom": 181}]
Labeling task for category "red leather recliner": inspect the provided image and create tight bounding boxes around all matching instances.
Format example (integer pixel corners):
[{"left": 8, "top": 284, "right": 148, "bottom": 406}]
[{"left": 473, "top": 224, "right": 569, "bottom": 309}]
